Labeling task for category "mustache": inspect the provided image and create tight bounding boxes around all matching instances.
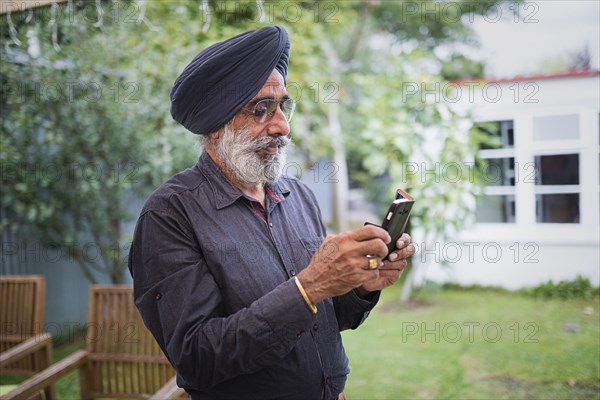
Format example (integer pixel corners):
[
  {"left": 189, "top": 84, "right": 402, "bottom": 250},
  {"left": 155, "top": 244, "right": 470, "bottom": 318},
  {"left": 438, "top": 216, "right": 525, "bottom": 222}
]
[{"left": 245, "top": 135, "right": 291, "bottom": 152}]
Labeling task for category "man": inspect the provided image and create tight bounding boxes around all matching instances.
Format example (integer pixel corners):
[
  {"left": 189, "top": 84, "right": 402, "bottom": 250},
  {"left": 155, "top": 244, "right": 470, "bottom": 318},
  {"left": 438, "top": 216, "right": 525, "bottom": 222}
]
[{"left": 129, "top": 25, "right": 415, "bottom": 400}]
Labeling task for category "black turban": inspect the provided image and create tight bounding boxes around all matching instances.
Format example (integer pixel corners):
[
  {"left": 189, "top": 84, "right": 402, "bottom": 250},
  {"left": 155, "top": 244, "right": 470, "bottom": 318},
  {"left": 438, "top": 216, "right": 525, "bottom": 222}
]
[{"left": 170, "top": 25, "right": 290, "bottom": 135}]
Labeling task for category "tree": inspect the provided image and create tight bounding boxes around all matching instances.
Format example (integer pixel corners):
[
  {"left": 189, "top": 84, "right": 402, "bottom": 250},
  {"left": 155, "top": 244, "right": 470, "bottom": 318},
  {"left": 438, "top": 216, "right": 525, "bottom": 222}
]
[
  {"left": 0, "top": 0, "right": 340, "bottom": 283},
  {"left": 539, "top": 44, "right": 594, "bottom": 74},
  {"left": 303, "top": 0, "right": 518, "bottom": 302},
  {"left": 2, "top": 0, "right": 514, "bottom": 290},
  {"left": 1, "top": 2, "right": 202, "bottom": 283},
  {"left": 568, "top": 45, "right": 593, "bottom": 71}
]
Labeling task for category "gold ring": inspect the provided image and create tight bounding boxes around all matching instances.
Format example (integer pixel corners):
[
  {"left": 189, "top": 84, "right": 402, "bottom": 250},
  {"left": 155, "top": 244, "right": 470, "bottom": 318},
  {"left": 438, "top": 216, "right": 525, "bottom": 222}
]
[{"left": 367, "top": 256, "right": 379, "bottom": 270}]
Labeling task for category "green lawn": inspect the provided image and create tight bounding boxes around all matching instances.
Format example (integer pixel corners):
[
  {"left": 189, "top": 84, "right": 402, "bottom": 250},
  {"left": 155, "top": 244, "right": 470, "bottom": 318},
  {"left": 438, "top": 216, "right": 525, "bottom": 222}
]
[
  {"left": 3, "top": 287, "right": 598, "bottom": 399},
  {"left": 342, "top": 286, "right": 600, "bottom": 400},
  {"left": 0, "top": 336, "right": 83, "bottom": 398}
]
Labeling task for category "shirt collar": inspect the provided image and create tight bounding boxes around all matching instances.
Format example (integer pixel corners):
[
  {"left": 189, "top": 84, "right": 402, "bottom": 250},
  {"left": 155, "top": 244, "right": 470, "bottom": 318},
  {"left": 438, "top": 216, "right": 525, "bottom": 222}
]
[{"left": 197, "top": 151, "right": 291, "bottom": 210}]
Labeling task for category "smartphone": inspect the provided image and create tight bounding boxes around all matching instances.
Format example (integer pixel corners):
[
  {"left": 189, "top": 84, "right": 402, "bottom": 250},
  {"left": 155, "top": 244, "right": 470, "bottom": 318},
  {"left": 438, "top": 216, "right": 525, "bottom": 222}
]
[{"left": 380, "top": 189, "right": 414, "bottom": 256}]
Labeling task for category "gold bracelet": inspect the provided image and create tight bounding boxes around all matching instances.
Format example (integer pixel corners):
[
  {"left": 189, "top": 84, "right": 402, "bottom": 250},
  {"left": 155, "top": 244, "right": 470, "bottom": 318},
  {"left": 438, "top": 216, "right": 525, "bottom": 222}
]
[{"left": 294, "top": 277, "right": 317, "bottom": 314}]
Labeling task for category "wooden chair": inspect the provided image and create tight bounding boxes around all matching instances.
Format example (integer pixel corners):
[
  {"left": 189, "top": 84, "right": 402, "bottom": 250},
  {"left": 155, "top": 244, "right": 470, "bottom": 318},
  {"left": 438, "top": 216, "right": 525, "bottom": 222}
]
[
  {"left": 4, "top": 285, "right": 189, "bottom": 400},
  {"left": 0, "top": 275, "right": 54, "bottom": 399}
]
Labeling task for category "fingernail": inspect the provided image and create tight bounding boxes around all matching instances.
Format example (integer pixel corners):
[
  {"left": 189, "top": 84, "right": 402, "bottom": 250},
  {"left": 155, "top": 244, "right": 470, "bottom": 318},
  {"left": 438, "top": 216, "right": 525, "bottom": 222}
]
[{"left": 389, "top": 253, "right": 398, "bottom": 261}]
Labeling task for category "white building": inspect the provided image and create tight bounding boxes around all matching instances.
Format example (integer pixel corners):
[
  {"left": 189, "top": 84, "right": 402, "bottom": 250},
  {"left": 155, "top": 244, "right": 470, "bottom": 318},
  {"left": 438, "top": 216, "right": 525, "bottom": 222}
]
[{"left": 424, "top": 70, "right": 600, "bottom": 289}]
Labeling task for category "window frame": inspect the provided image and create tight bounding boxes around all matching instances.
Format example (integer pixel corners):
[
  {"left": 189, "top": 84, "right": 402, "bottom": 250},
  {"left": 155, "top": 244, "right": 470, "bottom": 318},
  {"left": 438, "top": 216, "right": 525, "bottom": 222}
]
[{"left": 475, "top": 120, "right": 517, "bottom": 224}]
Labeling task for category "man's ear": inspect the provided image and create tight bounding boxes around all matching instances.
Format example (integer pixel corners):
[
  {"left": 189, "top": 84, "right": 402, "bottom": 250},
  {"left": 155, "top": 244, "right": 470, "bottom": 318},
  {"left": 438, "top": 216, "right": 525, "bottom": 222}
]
[
  {"left": 209, "top": 131, "right": 222, "bottom": 141},
  {"left": 205, "top": 127, "right": 224, "bottom": 144},
  {"left": 210, "top": 116, "right": 237, "bottom": 142}
]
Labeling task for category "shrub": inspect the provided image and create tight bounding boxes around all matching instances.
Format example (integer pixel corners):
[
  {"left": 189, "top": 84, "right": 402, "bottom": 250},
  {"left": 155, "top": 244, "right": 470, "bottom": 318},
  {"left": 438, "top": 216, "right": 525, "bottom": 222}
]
[{"left": 527, "top": 275, "right": 599, "bottom": 300}]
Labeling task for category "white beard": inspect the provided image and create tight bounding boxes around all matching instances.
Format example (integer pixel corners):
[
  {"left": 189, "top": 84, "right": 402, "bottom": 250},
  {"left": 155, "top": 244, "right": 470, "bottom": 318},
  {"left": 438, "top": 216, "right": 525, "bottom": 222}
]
[{"left": 214, "top": 124, "right": 290, "bottom": 188}]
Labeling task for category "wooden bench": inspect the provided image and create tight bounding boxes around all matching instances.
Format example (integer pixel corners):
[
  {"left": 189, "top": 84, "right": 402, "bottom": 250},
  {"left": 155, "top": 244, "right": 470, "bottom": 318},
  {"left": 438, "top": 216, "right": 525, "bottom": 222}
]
[
  {"left": 4, "top": 285, "right": 189, "bottom": 399},
  {"left": 0, "top": 275, "right": 54, "bottom": 399}
]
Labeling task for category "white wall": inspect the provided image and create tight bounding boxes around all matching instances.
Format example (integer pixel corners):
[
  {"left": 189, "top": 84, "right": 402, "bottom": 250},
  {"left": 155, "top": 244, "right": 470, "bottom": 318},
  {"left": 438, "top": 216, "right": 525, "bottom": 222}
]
[{"left": 421, "top": 73, "right": 600, "bottom": 289}]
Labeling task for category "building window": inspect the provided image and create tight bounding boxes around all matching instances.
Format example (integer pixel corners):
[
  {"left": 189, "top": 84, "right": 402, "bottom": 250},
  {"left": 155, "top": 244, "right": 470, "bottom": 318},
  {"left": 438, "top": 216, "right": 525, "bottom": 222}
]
[
  {"left": 474, "top": 120, "right": 516, "bottom": 223},
  {"left": 479, "top": 120, "right": 514, "bottom": 149},
  {"left": 476, "top": 194, "right": 516, "bottom": 223},
  {"left": 535, "top": 154, "right": 579, "bottom": 185},
  {"left": 533, "top": 114, "right": 579, "bottom": 141},
  {"left": 534, "top": 153, "right": 580, "bottom": 223},
  {"left": 536, "top": 193, "right": 579, "bottom": 224},
  {"left": 484, "top": 157, "right": 516, "bottom": 186}
]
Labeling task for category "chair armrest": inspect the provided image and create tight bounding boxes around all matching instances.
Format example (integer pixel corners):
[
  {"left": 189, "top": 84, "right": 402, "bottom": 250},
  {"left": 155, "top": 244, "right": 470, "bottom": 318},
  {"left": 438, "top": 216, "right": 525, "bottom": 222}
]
[
  {"left": 2, "top": 350, "right": 89, "bottom": 400},
  {"left": 0, "top": 333, "right": 52, "bottom": 368},
  {"left": 149, "top": 375, "right": 189, "bottom": 400}
]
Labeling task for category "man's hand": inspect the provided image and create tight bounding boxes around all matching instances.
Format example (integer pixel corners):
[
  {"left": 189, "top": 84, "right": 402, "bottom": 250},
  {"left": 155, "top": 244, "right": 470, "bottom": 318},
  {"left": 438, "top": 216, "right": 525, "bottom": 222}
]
[
  {"left": 297, "top": 225, "right": 390, "bottom": 304},
  {"left": 355, "top": 233, "right": 415, "bottom": 296}
]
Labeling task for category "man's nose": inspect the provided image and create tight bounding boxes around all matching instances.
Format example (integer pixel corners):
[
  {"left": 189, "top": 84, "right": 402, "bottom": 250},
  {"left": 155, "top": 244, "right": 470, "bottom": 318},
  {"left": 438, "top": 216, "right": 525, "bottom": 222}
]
[{"left": 267, "top": 104, "right": 291, "bottom": 137}]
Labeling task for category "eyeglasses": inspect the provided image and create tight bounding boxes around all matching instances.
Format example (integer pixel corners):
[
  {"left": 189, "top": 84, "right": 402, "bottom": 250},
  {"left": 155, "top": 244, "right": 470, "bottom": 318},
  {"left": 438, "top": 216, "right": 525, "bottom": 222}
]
[{"left": 243, "top": 98, "right": 296, "bottom": 124}]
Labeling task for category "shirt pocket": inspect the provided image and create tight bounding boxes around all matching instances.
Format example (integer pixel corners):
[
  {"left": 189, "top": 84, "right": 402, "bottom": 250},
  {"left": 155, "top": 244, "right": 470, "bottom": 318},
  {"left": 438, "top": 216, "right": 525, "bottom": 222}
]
[
  {"left": 299, "top": 236, "right": 325, "bottom": 257},
  {"left": 288, "top": 236, "right": 325, "bottom": 273}
]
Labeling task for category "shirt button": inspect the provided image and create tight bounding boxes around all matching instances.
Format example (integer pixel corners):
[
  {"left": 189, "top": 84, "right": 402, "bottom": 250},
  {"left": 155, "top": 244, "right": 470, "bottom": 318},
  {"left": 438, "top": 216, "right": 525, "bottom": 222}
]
[
  {"left": 326, "top": 377, "right": 331, "bottom": 384},
  {"left": 290, "top": 270, "right": 296, "bottom": 276},
  {"left": 312, "top": 323, "right": 318, "bottom": 331},
  {"left": 155, "top": 292, "right": 162, "bottom": 300},
  {"left": 269, "top": 222, "right": 273, "bottom": 227}
]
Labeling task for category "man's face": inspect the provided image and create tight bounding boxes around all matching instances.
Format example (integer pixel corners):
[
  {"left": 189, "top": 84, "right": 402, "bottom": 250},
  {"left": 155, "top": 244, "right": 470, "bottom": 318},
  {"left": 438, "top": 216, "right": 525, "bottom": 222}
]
[
  {"left": 209, "top": 70, "right": 292, "bottom": 187},
  {"left": 229, "top": 69, "right": 291, "bottom": 143}
]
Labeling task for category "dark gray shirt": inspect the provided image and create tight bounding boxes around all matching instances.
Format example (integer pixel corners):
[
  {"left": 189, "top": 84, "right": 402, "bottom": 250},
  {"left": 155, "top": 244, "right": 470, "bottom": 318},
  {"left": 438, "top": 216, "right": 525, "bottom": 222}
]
[{"left": 129, "top": 151, "right": 379, "bottom": 400}]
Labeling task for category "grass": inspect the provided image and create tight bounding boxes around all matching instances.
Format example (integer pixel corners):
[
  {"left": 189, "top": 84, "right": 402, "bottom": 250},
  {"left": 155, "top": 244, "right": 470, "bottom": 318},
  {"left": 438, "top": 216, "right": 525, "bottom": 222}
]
[
  {"left": 50, "top": 338, "right": 85, "bottom": 399},
  {"left": 342, "top": 285, "right": 600, "bottom": 399},
  {"left": 3, "top": 287, "right": 598, "bottom": 399},
  {"left": 0, "top": 335, "right": 84, "bottom": 399}
]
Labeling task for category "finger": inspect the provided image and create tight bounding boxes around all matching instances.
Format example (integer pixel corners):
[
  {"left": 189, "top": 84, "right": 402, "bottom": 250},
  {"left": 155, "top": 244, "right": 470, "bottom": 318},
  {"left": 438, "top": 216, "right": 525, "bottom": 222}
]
[
  {"left": 378, "top": 268, "right": 401, "bottom": 279},
  {"left": 366, "top": 268, "right": 381, "bottom": 280},
  {"left": 388, "top": 243, "right": 415, "bottom": 262},
  {"left": 395, "top": 233, "right": 412, "bottom": 250},
  {"left": 357, "top": 238, "right": 389, "bottom": 259},
  {"left": 381, "top": 258, "right": 408, "bottom": 270},
  {"left": 351, "top": 225, "right": 391, "bottom": 243},
  {"left": 400, "top": 233, "right": 412, "bottom": 244},
  {"left": 397, "top": 243, "right": 416, "bottom": 258}
]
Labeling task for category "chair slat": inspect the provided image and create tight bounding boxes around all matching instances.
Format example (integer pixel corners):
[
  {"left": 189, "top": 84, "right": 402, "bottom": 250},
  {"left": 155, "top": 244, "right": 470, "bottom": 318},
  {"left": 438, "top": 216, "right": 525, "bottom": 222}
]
[
  {"left": 80, "top": 285, "right": 181, "bottom": 398},
  {"left": 0, "top": 276, "right": 48, "bottom": 378},
  {"left": 7, "top": 284, "right": 183, "bottom": 399}
]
